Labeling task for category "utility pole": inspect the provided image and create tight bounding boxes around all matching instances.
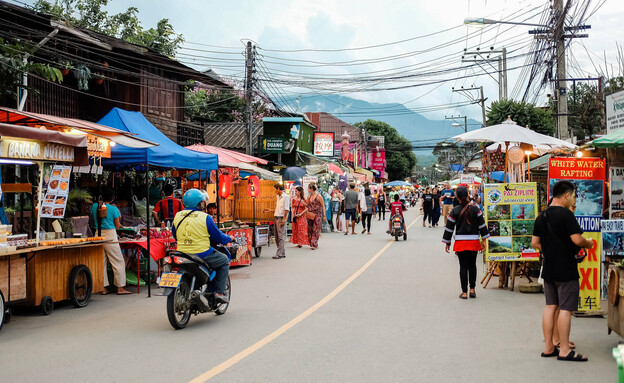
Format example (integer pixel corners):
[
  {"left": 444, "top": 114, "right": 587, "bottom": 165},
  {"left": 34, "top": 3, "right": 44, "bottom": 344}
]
[
  {"left": 445, "top": 115, "right": 467, "bottom": 132},
  {"left": 462, "top": 47, "right": 507, "bottom": 100},
  {"left": 452, "top": 86, "right": 487, "bottom": 127},
  {"left": 245, "top": 41, "right": 256, "bottom": 155},
  {"left": 554, "top": 0, "right": 568, "bottom": 140}
]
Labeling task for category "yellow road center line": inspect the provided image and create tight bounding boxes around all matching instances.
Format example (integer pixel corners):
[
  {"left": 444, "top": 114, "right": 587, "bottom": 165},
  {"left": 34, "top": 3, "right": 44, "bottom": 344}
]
[{"left": 189, "top": 215, "right": 422, "bottom": 383}]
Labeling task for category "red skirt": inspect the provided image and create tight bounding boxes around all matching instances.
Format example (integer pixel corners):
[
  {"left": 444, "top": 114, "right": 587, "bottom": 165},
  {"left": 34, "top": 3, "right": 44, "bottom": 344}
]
[{"left": 453, "top": 240, "right": 482, "bottom": 252}]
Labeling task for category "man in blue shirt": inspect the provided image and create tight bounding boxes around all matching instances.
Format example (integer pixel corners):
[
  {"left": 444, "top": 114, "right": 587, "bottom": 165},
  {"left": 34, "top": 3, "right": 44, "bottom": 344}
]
[
  {"left": 439, "top": 182, "right": 455, "bottom": 225},
  {"left": 172, "top": 189, "right": 233, "bottom": 303},
  {"left": 91, "top": 187, "right": 132, "bottom": 295}
]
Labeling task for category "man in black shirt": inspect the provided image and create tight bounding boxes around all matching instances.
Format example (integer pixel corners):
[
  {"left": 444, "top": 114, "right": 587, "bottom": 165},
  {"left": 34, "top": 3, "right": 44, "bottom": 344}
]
[{"left": 532, "top": 180, "right": 594, "bottom": 362}]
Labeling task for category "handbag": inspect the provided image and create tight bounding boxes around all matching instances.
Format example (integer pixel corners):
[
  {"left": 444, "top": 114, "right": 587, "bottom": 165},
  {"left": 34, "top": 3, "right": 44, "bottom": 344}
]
[
  {"left": 293, "top": 199, "right": 303, "bottom": 223},
  {"left": 306, "top": 211, "right": 317, "bottom": 221}
]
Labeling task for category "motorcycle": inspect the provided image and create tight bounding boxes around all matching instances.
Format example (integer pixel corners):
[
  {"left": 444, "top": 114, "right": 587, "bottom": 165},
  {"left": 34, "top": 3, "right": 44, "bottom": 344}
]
[
  {"left": 390, "top": 214, "right": 407, "bottom": 241},
  {"left": 409, "top": 196, "right": 418, "bottom": 207},
  {"left": 160, "top": 243, "right": 237, "bottom": 329}
]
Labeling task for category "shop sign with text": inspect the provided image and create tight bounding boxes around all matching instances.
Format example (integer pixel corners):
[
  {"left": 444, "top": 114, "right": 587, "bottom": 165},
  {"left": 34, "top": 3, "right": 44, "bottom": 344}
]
[
  {"left": 0, "top": 138, "right": 74, "bottom": 162},
  {"left": 260, "top": 137, "right": 285, "bottom": 154},
  {"left": 313, "top": 132, "right": 334, "bottom": 157}
]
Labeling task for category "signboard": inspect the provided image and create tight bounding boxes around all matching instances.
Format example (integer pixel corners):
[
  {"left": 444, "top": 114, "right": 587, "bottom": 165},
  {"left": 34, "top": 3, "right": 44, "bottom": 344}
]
[
  {"left": 370, "top": 148, "right": 386, "bottom": 173},
  {"left": 601, "top": 220, "right": 624, "bottom": 300},
  {"left": 460, "top": 174, "right": 475, "bottom": 184},
  {"left": 87, "top": 135, "right": 111, "bottom": 158},
  {"left": 302, "top": 176, "right": 318, "bottom": 195},
  {"left": 484, "top": 182, "right": 540, "bottom": 262},
  {"left": 227, "top": 228, "right": 252, "bottom": 266},
  {"left": 313, "top": 132, "right": 334, "bottom": 157},
  {"left": 40, "top": 165, "right": 71, "bottom": 218},
  {"left": 259, "top": 137, "right": 285, "bottom": 154},
  {"left": 610, "top": 167, "right": 624, "bottom": 219},
  {"left": 548, "top": 157, "right": 606, "bottom": 312},
  {"left": 0, "top": 138, "right": 74, "bottom": 162},
  {"left": 606, "top": 89, "right": 624, "bottom": 134}
]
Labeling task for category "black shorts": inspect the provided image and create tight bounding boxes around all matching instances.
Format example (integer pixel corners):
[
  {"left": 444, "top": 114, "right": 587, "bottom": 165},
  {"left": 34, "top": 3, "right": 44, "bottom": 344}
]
[
  {"left": 543, "top": 279, "right": 579, "bottom": 311},
  {"left": 344, "top": 209, "right": 356, "bottom": 221}
]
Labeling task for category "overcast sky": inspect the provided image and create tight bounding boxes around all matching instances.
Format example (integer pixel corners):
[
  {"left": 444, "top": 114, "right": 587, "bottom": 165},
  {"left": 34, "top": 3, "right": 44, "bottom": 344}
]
[{"left": 17, "top": 0, "right": 624, "bottom": 123}]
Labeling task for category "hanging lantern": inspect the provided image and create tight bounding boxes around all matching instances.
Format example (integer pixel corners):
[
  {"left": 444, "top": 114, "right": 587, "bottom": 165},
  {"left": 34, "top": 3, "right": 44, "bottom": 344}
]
[
  {"left": 218, "top": 174, "right": 231, "bottom": 199},
  {"left": 247, "top": 175, "right": 260, "bottom": 198}
]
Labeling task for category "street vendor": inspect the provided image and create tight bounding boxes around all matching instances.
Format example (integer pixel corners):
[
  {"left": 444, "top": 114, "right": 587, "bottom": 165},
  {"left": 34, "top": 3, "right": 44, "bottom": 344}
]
[
  {"left": 172, "top": 189, "right": 232, "bottom": 304},
  {"left": 152, "top": 184, "right": 184, "bottom": 227},
  {"left": 206, "top": 202, "right": 217, "bottom": 217},
  {"left": 91, "top": 187, "right": 132, "bottom": 295}
]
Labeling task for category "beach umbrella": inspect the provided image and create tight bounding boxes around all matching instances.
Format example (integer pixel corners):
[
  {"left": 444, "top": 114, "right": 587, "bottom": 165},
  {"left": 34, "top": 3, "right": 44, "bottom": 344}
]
[{"left": 282, "top": 166, "right": 306, "bottom": 181}]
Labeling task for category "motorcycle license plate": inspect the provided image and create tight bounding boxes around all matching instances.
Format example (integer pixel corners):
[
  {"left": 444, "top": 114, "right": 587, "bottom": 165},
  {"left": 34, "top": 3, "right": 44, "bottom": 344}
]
[
  {"left": 393, "top": 222, "right": 401, "bottom": 228},
  {"left": 159, "top": 272, "right": 182, "bottom": 288}
]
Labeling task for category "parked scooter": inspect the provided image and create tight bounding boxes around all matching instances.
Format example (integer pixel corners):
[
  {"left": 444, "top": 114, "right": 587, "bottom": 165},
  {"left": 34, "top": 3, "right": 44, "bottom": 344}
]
[
  {"left": 389, "top": 214, "right": 407, "bottom": 241},
  {"left": 160, "top": 243, "right": 237, "bottom": 329}
]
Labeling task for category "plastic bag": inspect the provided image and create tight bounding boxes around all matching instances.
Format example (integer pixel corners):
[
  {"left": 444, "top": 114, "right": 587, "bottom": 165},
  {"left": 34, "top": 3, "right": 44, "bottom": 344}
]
[{"left": 133, "top": 195, "right": 154, "bottom": 219}]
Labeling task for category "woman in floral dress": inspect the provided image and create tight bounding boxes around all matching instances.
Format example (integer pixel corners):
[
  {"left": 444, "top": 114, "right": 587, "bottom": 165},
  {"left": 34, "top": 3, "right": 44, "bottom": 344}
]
[
  {"left": 289, "top": 186, "right": 309, "bottom": 247},
  {"left": 306, "top": 182, "right": 326, "bottom": 250}
]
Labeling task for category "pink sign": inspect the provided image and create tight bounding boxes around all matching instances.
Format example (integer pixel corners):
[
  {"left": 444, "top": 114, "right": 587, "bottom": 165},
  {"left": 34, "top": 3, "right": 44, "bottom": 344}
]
[{"left": 370, "top": 149, "right": 386, "bottom": 172}]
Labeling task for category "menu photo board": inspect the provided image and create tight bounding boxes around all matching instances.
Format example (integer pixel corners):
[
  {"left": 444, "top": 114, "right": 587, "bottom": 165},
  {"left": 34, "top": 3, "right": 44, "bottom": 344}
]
[
  {"left": 483, "top": 182, "right": 540, "bottom": 262},
  {"left": 40, "top": 165, "right": 71, "bottom": 218}
]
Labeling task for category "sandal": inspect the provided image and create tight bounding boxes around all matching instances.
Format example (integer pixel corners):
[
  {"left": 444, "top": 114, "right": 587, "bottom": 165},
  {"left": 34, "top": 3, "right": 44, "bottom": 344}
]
[
  {"left": 469, "top": 290, "right": 476, "bottom": 298},
  {"left": 557, "top": 350, "right": 588, "bottom": 362},
  {"left": 272, "top": 255, "right": 285, "bottom": 259},
  {"left": 459, "top": 293, "right": 468, "bottom": 299},
  {"left": 541, "top": 348, "right": 560, "bottom": 358}
]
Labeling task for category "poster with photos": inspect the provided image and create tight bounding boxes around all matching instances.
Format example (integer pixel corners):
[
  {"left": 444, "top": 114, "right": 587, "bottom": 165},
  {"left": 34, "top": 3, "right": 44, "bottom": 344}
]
[{"left": 40, "top": 165, "right": 71, "bottom": 218}]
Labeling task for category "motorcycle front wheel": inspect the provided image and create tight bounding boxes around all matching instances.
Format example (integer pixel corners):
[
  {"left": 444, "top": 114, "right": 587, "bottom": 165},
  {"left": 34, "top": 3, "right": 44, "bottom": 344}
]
[
  {"left": 215, "top": 275, "right": 231, "bottom": 315},
  {"left": 167, "top": 278, "right": 191, "bottom": 329}
]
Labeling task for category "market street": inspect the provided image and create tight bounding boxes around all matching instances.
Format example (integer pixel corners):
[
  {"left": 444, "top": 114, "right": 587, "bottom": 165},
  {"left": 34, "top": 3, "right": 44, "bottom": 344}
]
[{"left": 0, "top": 208, "right": 619, "bottom": 382}]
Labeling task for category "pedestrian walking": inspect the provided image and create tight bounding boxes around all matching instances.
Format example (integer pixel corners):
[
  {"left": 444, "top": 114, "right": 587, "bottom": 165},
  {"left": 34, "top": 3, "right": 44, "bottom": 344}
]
[
  {"left": 532, "top": 180, "right": 594, "bottom": 361},
  {"left": 440, "top": 182, "right": 455, "bottom": 225},
  {"left": 432, "top": 186, "right": 442, "bottom": 227},
  {"left": 441, "top": 186, "right": 489, "bottom": 300},
  {"left": 306, "top": 182, "right": 325, "bottom": 249},
  {"left": 361, "top": 189, "right": 376, "bottom": 234},
  {"left": 331, "top": 189, "right": 344, "bottom": 232},
  {"left": 289, "top": 186, "right": 309, "bottom": 247},
  {"left": 421, "top": 187, "right": 434, "bottom": 227},
  {"left": 91, "top": 187, "right": 132, "bottom": 295},
  {"left": 273, "top": 184, "right": 290, "bottom": 259},
  {"left": 343, "top": 183, "right": 359, "bottom": 235},
  {"left": 377, "top": 188, "right": 387, "bottom": 220}
]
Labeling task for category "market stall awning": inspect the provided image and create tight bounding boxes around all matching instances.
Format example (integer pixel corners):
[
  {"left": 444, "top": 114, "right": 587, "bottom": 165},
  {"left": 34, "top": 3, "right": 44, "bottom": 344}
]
[
  {"left": 592, "top": 129, "right": 624, "bottom": 148},
  {"left": 98, "top": 108, "right": 218, "bottom": 170},
  {"left": 384, "top": 180, "right": 412, "bottom": 187},
  {"left": 187, "top": 162, "right": 280, "bottom": 181},
  {"left": 0, "top": 106, "right": 156, "bottom": 148},
  {"left": 327, "top": 163, "right": 344, "bottom": 175},
  {"left": 186, "top": 144, "right": 267, "bottom": 165}
]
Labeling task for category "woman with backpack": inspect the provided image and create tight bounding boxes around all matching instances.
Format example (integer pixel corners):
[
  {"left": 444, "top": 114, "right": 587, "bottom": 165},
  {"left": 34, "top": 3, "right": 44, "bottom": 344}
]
[{"left": 441, "top": 186, "right": 490, "bottom": 299}]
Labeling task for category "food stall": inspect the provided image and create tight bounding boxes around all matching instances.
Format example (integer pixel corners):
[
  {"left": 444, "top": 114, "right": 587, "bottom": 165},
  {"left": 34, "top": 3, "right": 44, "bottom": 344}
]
[{"left": 0, "top": 122, "right": 106, "bottom": 323}]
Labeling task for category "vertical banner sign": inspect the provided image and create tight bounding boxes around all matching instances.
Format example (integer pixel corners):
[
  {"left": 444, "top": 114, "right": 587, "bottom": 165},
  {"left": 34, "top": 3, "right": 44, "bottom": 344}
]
[
  {"left": 610, "top": 167, "right": 624, "bottom": 219},
  {"left": 484, "top": 182, "right": 539, "bottom": 262},
  {"left": 370, "top": 148, "right": 386, "bottom": 173},
  {"left": 313, "top": 133, "right": 334, "bottom": 157},
  {"left": 601, "top": 219, "right": 624, "bottom": 300},
  {"left": 548, "top": 157, "right": 606, "bottom": 311}
]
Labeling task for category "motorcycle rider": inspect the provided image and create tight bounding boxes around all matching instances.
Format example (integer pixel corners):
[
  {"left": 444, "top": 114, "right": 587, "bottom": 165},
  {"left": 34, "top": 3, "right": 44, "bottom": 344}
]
[
  {"left": 172, "top": 189, "right": 233, "bottom": 304},
  {"left": 387, "top": 194, "right": 408, "bottom": 238}
]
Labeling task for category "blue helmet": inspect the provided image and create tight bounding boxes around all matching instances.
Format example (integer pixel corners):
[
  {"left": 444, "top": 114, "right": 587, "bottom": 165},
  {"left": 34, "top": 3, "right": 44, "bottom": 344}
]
[{"left": 183, "top": 189, "right": 205, "bottom": 209}]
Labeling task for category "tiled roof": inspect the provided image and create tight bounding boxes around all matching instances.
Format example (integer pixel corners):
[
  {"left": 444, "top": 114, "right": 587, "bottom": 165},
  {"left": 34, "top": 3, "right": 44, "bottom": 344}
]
[
  {"left": 305, "top": 112, "right": 360, "bottom": 142},
  {"left": 203, "top": 123, "right": 263, "bottom": 151}
]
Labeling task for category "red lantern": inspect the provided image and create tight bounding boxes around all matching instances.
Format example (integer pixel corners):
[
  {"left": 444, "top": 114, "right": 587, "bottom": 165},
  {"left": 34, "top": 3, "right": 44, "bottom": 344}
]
[
  {"left": 247, "top": 175, "right": 260, "bottom": 198},
  {"left": 218, "top": 174, "right": 231, "bottom": 199}
]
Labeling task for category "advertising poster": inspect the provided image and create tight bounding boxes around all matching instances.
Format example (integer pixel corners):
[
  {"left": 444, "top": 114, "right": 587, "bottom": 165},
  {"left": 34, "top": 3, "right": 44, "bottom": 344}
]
[
  {"left": 370, "top": 148, "right": 386, "bottom": 173},
  {"left": 302, "top": 176, "right": 318, "bottom": 195},
  {"left": 483, "top": 182, "right": 539, "bottom": 262},
  {"left": 601, "top": 220, "right": 624, "bottom": 300},
  {"left": 548, "top": 157, "right": 606, "bottom": 312},
  {"left": 227, "top": 228, "right": 252, "bottom": 266},
  {"left": 40, "top": 165, "right": 71, "bottom": 218},
  {"left": 610, "top": 167, "right": 624, "bottom": 219},
  {"left": 606, "top": 89, "right": 624, "bottom": 134},
  {"left": 313, "top": 133, "right": 334, "bottom": 157}
]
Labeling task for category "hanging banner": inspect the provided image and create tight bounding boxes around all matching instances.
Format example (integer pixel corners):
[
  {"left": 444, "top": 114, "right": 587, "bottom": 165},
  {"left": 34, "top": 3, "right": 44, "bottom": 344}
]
[
  {"left": 610, "top": 167, "right": 624, "bottom": 219},
  {"left": 548, "top": 157, "right": 606, "bottom": 312},
  {"left": 483, "top": 182, "right": 539, "bottom": 262},
  {"left": 313, "top": 132, "right": 334, "bottom": 157},
  {"left": 370, "top": 149, "right": 386, "bottom": 173}
]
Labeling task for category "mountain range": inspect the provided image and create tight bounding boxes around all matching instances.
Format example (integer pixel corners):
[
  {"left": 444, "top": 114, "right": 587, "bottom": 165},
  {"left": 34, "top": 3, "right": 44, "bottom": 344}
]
[{"left": 291, "top": 94, "right": 482, "bottom": 159}]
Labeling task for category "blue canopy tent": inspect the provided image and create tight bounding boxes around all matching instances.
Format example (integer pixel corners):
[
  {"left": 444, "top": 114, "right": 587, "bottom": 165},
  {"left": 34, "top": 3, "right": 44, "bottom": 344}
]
[
  {"left": 98, "top": 108, "right": 218, "bottom": 170},
  {"left": 97, "top": 108, "right": 218, "bottom": 297},
  {"left": 384, "top": 180, "right": 412, "bottom": 187}
]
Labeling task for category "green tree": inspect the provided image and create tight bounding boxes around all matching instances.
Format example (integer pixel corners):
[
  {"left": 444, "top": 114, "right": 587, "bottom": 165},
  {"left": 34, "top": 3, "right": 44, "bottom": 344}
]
[
  {"left": 33, "top": 0, "right": 184, "bottom": 57},
  {"left": 353, "top": 119, "right": 417, "bottom": 180},
  {"left": 487, "top": 99, "right": 555, "bottom": 135},
  {"left": 185, "top": 85, "right": 271, "bottom": 123},
  {"left": 568, "top": 82, "right": 603, "bottom": 139}
]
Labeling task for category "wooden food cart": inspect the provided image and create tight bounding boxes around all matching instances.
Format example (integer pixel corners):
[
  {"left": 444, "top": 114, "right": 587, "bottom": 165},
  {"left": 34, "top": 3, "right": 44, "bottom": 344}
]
[{"left": 0, "top": 253, "right": 26, "bottom": 328}]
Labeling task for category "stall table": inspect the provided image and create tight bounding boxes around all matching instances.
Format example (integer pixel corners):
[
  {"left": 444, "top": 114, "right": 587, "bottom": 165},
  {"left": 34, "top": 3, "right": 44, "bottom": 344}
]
[{"left": 118, "top": 237, "right": 175, "bottom": 293}]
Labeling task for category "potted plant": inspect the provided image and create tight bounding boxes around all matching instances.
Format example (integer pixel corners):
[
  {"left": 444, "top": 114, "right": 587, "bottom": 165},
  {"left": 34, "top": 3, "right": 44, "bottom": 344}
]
[
  {"left": 73, "top": 63, "right": 91, "bottom": 91},
  {"left": 60, "top": 188, "right": 93, "bottom": 233},
  {"left": 93, "top": 72, "right": 104, "bottom": 85},
  {"left": 58, "top": 59, "right": 73, "bottom": 76}
]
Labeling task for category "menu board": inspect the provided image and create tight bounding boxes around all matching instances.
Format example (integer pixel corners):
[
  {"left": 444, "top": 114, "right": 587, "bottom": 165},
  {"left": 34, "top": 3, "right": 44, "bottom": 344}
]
[
  {"left": 483, "top": 182, "right": 540, "bottom": 262},
  {"left": 40, "top": 165, "right": 71, "bottom": 218}
]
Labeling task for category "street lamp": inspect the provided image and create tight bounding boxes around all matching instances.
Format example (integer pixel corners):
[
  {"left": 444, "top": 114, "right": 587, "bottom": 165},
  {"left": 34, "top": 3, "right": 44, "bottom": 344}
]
[{"left": 463, "top": 17, "right": 547, "bottom": 28}]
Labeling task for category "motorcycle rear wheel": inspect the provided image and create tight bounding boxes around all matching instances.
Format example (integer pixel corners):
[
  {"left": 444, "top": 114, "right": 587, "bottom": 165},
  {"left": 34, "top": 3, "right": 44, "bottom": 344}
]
[
  {"left": 215, "top": 276, "right": 231, "bottom": 315},
  {"left": 167, "top": 278, "right": 191, "bottom": 329}
]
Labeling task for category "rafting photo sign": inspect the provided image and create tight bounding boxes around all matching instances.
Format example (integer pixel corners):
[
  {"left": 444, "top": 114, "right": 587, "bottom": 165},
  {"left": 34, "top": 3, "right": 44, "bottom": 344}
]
[
  {"left": 483, "top": 182, "right": 539, "bottom": 262},
  {"left": 548, "top": 157, "right": 606, "bottom": 312}
]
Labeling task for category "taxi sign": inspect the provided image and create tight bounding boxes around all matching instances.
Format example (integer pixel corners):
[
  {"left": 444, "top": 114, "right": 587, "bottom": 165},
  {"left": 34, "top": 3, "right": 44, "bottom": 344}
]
[{"left": 159, "top": 272, "right": 182, "bottom": 288}]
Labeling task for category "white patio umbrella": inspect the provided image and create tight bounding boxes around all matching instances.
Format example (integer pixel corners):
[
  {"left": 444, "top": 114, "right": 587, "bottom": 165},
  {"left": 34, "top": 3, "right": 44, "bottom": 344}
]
[{"left": 450, "top": 116, "right": 576, "bottom": 181}]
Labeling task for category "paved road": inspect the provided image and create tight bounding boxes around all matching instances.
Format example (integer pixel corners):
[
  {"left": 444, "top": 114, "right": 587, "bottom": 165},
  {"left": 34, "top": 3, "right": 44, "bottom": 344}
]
[{"left": 0, "top": 208, "right": 619, "bottom": 382}]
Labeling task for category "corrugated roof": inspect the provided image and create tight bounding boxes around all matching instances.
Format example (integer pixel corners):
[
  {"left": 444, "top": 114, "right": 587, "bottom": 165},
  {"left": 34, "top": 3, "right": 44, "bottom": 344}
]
[
  {"left": 202, "top": 123, "right": 263, "bottom": 151},
  {"left": 305, "top": 112, "right": 360, "bottom": 142}
]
